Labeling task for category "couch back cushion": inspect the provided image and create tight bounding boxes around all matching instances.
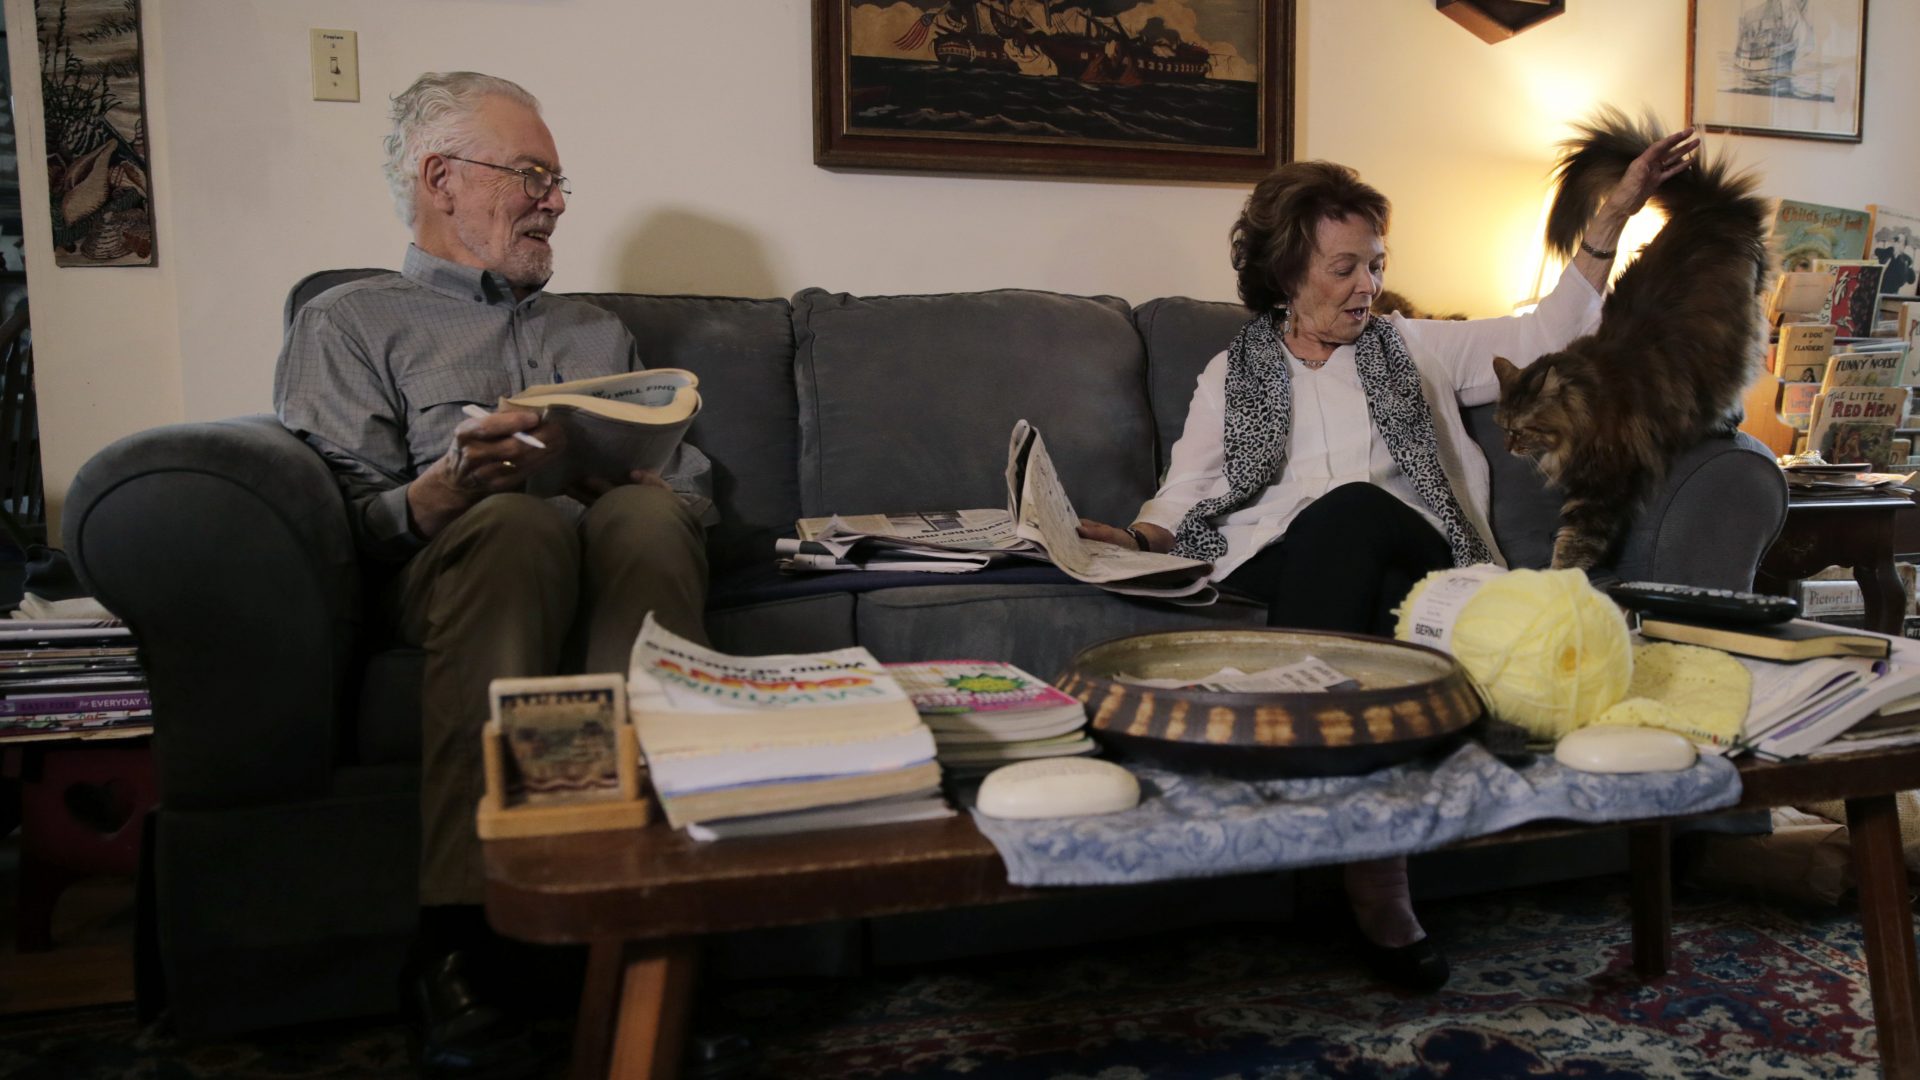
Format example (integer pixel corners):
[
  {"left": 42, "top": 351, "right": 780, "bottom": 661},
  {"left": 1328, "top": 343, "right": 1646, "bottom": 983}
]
[
  {"left": 571, "top": 294, "right": 799, "bottom": 568},
  {"left": 1132, "top": 296, "right": 1251, "bottom": 473},
  {"left": 791, "top": 288, "right": 1157, "bottom": 526}
]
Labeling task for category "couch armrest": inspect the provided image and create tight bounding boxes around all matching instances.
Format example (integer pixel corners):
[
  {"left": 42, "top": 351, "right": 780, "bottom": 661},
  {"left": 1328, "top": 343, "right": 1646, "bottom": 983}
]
[
  {"left": 1613, "top": 433, "right": 1787, "bottom": 589},
  {"left": 64, "top": 415, "right": 363, "bottom": 810}
]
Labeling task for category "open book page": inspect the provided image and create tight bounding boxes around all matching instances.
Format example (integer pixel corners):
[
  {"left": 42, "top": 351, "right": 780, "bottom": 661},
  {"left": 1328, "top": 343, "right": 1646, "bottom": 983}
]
[
  {"left": 1007, "top": 419, "right": 1213, "bottom": 599},
  {"left": 509, "top": 368, "right": 699, "bottom": 418},
  {"left": 507, "top": 368, "right": 701, "bottom": 489}
]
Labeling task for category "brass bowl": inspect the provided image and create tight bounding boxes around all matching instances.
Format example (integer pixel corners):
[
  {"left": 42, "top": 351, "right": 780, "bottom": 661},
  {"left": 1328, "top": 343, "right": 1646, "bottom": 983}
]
[{"left": 1055, "top": 628, "right": 1485, "bottom": 778}]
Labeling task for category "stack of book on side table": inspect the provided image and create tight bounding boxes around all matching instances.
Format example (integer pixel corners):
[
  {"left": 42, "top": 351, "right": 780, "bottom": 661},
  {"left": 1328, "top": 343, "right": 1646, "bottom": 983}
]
[
  {"left": 1636, "top": 615, "right": 1920, "bottom": 759},
  {"left": 887, "top": 660, "right": 1097, "bottom": 776},
  {"left": 0, "top": 610, "right": 151, "bottom": 741},
  {"left": 627, "top": 614, "right": 952, "bottom": 840}
]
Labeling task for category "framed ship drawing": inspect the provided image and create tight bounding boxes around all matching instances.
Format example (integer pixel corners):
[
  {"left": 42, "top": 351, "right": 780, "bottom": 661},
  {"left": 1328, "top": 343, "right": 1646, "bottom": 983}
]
[
  {"left": 1687, "top": 0, "right": 1865, "bottom": 143},
  {"left": 814, "top": 1, "right": 1292, "bottom": 181}
]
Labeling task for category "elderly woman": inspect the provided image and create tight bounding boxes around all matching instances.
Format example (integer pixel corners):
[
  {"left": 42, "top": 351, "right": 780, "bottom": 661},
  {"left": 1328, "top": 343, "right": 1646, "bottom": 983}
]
[{"left": 1078, "top": 130, "right": 1698, "bottom": 991}]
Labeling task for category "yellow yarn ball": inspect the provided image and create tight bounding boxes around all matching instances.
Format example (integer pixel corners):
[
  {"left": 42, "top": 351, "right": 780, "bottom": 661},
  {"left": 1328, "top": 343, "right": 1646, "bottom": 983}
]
[{"left": 1396, "top": 567, "right": 1633, "bottom": 740}]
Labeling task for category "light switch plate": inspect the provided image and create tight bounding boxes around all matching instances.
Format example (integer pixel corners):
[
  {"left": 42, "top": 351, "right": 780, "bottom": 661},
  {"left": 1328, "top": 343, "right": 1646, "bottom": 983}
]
[{"left": 311, "top": 29, "right": 359, "bottom": 102}]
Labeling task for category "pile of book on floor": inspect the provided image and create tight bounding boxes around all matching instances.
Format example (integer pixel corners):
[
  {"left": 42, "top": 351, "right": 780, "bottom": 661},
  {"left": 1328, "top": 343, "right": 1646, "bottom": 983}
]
[
  {"left": 776, "top": 420, "right": 1213, "bottom": 602},
  {"left": 0, "top": 596, "right": 150, "bottom": 740},
  {"left": 626, "top": 614, "right": 953, "bottom": 840},
  {"left": 887, "top": 660, "right": 1096, "bottom": 776}
]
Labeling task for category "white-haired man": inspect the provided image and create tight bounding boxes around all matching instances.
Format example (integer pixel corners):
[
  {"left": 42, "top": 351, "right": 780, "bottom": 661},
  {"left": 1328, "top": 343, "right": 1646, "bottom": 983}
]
[{"left": 275, "top": 71, "right": 711, "bottom": 1077}]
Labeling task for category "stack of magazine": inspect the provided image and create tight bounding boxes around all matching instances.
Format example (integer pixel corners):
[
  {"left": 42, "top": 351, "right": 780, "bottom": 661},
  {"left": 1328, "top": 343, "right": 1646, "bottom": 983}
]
[
  {"left": 0, "top": 616, "right": 150, "bottom": 740},
  {"left": 777, "top": 420, "right": 1214, "bottom": 603},
  {"left": 888, "top": 660, "right": 1096, "bottom": 775},
  {"left": 626, "top": 615, "right": 953, "bottom": 839}
]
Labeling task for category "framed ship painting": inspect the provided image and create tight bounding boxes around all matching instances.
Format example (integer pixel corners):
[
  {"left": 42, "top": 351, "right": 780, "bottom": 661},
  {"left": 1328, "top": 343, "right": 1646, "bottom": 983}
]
[
  {"left": 1687, "top": 0, "right": 1865, "bottom": 143},
  {"left": 814, "top": 1, "right": 1292, "bottom": 181}
]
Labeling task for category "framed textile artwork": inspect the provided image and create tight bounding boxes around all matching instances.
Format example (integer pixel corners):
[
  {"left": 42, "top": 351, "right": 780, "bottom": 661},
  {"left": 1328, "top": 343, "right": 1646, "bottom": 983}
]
[
  {"left": 1687, "top": 0, "right": 1865, "bottom": 143},
  {"left": 35, "top": 0, "right": 156, "bottom": 266},
  {"left": 814, "top": 1, "right": 1293, "bottom": 182}
]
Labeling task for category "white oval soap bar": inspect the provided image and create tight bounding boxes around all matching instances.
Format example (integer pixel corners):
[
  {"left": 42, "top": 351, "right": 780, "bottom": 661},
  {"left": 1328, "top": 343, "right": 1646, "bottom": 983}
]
[
  {"left": 976, "top": 758, "right": 1140, "bottom": 819},
  {"left": 1554, "top": 725, "right": 1698, "bottom": 773}
]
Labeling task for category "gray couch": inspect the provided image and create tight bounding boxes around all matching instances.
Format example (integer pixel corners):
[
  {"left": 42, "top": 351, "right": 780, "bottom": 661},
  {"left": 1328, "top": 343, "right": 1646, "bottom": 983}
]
[{"left": 63, "top": 275, "right": 1789, "bottom": 1036}]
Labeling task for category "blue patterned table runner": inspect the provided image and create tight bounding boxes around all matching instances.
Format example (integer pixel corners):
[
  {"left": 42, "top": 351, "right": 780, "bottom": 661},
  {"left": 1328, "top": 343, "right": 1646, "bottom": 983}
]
[{"left": 966, "top": 742, "right": 1742, "bottom": 887}]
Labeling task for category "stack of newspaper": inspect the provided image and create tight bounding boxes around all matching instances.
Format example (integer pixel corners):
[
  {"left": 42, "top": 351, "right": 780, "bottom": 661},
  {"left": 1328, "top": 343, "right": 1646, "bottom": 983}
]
[
  {"left": 888, "top": 659, "right": 1097, "bottom": 776},
  {"left": 1781, "top": 464, "right": 1916, "bottom": 501},
  {"left": 778, "top": 421, "right": 1215, "bottom": 603},
  {"left": 626, "top": 615, "right": 953, "bottom": 839}
]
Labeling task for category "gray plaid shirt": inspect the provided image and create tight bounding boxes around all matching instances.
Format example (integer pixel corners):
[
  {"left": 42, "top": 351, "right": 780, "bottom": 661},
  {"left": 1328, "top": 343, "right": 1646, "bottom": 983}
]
[{"left": 274, "top": 245, "right": 714, "bottom": 562}]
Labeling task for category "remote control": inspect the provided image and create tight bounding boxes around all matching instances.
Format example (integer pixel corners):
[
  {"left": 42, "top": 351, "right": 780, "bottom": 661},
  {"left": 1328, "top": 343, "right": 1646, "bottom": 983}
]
[{"left": 1606, "top": 581, "right": 1799, "bottom": 626}]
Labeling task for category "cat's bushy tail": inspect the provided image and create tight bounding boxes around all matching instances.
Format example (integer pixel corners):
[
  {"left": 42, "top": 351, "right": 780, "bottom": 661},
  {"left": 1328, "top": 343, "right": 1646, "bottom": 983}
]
[{"left": 1544, "top": 106, "right": 1762, "bottom": 259}]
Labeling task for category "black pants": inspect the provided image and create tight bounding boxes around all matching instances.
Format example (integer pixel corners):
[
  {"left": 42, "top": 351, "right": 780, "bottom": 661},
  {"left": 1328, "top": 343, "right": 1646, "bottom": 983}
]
[{"left": 1220, "top": 483, "right": 1454, "bottom": 638}]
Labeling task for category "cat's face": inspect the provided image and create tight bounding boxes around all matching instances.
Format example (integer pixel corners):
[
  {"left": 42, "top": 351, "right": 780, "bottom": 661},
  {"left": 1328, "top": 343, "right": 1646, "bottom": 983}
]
[{"left": 1492, "top": 355, "right": 1573, "bottom": 475}]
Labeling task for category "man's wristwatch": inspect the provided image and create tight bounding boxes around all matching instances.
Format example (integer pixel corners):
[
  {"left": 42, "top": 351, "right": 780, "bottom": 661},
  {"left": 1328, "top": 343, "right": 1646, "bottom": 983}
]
[{"left": 1124, "top": 526, "right": 1150, "bottom": 552}]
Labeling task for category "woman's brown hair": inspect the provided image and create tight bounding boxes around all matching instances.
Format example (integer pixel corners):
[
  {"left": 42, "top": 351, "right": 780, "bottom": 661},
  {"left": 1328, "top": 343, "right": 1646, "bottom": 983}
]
[{"left": 1231, "top": 161, "right": 1391, "bottom": 313}]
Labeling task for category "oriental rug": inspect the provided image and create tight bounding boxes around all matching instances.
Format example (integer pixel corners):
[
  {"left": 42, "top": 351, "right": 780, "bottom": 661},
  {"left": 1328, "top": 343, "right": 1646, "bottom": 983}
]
[{"left": 0, "top": 877, "right": 1892, "bottom": 1079}]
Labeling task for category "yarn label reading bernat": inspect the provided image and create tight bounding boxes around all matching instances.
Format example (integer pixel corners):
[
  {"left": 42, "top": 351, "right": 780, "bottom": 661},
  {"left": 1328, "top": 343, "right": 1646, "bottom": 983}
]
[{"left": 1403, "top": 565, "right": 1506, "bottom": 653}]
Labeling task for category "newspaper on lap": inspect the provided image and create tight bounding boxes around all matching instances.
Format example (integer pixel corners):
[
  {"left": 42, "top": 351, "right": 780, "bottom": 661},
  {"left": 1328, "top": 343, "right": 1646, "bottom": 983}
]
[{"left": 785, "top": 420, "right": 1214, "bottom": 603}]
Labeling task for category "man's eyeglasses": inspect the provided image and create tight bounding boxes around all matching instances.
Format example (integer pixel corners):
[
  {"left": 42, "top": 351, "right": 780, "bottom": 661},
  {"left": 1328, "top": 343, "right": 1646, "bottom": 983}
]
[{"left": 442, "top": 155, "right": 571, "bottom": 200}]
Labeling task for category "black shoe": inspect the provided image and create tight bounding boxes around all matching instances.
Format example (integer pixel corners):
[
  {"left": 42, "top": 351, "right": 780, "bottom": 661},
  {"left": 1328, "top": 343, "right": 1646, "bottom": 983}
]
[
  {"left": 407, "top": 947, "right": 546, "bottom": 1080},
  {"left": 1358, "top": 933, "right": 1450, "bottom": 994}
]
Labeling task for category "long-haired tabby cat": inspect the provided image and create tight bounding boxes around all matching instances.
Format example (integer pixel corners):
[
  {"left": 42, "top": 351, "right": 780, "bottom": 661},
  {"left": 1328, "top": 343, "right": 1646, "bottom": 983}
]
[{"left": 1493, "top": 110, "right": 1769, "bottom": 572}]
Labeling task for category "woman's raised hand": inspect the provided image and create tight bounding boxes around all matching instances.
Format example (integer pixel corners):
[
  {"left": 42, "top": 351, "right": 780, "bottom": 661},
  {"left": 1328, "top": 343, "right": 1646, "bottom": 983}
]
[{"left": 1605, "top": 127, "right": 1701, "bottom": 220}]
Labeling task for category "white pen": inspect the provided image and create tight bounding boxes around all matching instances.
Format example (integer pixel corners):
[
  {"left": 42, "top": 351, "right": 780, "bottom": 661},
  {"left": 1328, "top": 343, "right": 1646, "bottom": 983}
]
[{"left": 462, "top": 403, "right": 548, "bottom": 449}]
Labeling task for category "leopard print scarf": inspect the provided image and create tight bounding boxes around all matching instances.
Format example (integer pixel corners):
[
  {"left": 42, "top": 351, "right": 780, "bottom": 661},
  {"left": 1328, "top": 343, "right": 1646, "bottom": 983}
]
[{"left": 1170, "top": 311, "right": 1494, "bottom": 568}]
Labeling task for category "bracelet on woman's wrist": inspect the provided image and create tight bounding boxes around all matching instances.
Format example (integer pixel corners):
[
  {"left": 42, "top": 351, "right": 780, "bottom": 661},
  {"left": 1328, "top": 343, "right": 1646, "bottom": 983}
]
[
  {"left": 1124, "top": 526, "right": 1150, "bottom": 552},
  {"left": 1578, "top": 238, "right": 1617, "bottom": 260}
]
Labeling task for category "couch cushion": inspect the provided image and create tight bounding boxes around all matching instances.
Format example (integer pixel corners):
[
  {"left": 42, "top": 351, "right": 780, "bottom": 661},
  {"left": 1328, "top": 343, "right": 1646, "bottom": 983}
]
[
  {"left": 570, "top": 294, "right": 799, "bottom": 570},
  {"left": 1133, "top": 296, "right": 1250, "bottom": 474},
  {"left": 1463, "top": 402, "right": 1562, "bottom": 570},
  {"left": 356, "top": 648, "right": 424, "bottom": 766},
  {"left": 854, "top": 584, "right": 1264, "bottom": 682},
  {"left": 791, "top": 288, "right": 1157, "bottom": 528}
]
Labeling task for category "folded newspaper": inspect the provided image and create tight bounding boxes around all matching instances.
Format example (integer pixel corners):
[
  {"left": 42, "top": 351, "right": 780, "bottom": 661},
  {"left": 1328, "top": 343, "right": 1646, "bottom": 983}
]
[{"left": 782, "top": 421, "right": 1214, "bottom": 602}]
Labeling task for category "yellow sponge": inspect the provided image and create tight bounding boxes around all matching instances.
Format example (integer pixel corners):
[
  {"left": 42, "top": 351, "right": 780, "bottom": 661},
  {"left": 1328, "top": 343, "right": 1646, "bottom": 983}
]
[
  {"left": 1595, "top": 642, "right": 1751, "bottom": 749},
  {"left": 1397, "top": 566, "right": 1632, "bottom": 741}
]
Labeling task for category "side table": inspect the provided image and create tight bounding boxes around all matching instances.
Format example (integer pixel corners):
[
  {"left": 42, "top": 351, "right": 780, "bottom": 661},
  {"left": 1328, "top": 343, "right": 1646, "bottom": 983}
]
[
  {"left": 1756, "top": 494, "right": 1917, "bottom": 635},
  {"left": 1, "top": 725, "right": 157, "bottom": 951}
]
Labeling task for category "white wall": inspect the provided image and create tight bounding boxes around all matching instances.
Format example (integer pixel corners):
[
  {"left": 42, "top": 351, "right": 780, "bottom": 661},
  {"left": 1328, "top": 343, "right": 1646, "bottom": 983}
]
[{"left": 13, "top": 0, "right": 1920, "bottom": 532}]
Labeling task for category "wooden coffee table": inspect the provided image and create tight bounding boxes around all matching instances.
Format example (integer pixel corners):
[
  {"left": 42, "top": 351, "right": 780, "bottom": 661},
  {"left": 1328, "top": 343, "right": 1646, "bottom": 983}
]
[{"left": 485, "top": 745, "right": 1920, "bottom": 1080}]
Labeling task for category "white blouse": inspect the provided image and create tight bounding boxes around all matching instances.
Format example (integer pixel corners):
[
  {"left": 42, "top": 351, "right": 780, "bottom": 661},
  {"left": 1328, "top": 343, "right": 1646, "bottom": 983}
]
[{"left": 1136, "top": 263, "right": 1605, "bottom": 579}]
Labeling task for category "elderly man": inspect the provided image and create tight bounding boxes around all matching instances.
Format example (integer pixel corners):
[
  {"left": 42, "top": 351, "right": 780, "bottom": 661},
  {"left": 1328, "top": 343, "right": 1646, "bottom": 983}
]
[{"left": 275, "top": 71, "right": 710, "bottom": 1076}]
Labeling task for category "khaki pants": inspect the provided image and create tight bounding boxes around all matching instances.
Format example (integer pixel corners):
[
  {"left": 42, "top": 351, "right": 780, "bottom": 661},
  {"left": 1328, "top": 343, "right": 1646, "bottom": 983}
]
[{"left": 389, "top": 486, "right": 708, "bottom": 904}]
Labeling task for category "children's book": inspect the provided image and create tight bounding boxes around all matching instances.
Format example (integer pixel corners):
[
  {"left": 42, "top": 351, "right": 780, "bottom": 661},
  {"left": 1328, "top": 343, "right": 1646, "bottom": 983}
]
[
  {"left": 1868, "top": 204, "right": 1920, "bottom": 297},
  {"left": 1819, "top": 349, "right": 1902, "bottom": 391},
  {"left": 1779, "top": 382, "right": 1820, "bottom": 430},
  {"left": 1770, "top": 200, "right": 1871, "bottom": 272},
  {"left": 1814, "top": 260, "right": 1886, "bottom": 338},
  {"left": 1773, "top": 321, "right": 1836, "bottom": 381},
  {"left": 1809, "top": 385, "right": 1908, "bottom": 469}
]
